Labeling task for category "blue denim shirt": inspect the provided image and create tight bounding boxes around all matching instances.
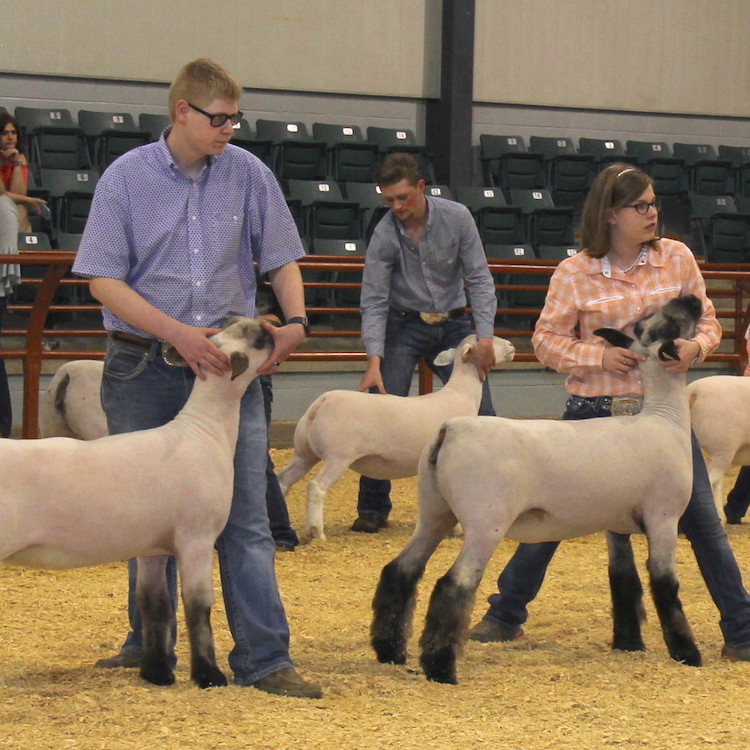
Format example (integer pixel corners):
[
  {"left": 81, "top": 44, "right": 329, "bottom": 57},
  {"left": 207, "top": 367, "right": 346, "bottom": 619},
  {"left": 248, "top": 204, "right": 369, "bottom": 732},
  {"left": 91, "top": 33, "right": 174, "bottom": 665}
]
[
  {"left": 360, "top": 195, "right": 497, "bottom": 357},
  {"left": 73, "top": 131, "right": 304, "bottom": 336}
]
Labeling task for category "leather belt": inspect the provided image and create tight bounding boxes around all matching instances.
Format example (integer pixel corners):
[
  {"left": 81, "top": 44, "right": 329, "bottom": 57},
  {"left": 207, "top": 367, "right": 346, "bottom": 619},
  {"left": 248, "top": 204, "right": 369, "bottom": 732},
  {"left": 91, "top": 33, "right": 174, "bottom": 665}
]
[
  {"left": 109, "top": 331, "right": 159, "bottom": 352},
  {"left": 391, "top": 307, "right": 466, "bottom": 325}
]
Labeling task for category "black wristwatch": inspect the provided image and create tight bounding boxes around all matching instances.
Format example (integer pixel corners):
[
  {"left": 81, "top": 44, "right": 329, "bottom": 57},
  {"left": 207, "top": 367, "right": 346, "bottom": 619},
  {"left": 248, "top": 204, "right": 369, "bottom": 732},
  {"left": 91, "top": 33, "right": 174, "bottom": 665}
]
[{"left": 287, "top": 316, "right": 310, "bottom": 336}]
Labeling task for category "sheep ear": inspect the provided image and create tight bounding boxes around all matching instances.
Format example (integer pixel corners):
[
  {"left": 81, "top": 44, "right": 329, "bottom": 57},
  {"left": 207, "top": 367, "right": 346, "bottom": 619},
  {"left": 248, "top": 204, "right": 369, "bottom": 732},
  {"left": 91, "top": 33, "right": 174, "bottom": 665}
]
[
  {"left": 658, "top": 341, "right": 680, "bottom": 361},
  {"left": 433, "top": 348, "right": 456, "bottom": 367},
  {"left": 593, "top": 327, "right": 635, "bottom": 349},
  {"left": 229, "top": 351, "right": 249, "bottom": 380}
]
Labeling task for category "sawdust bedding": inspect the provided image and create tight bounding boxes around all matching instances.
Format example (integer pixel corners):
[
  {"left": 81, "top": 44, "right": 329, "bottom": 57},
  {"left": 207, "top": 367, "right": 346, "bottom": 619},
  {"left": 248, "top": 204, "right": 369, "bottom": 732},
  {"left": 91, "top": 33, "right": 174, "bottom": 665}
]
[{"left": 1, "top": 452, "right": 749, "bottom": 750}]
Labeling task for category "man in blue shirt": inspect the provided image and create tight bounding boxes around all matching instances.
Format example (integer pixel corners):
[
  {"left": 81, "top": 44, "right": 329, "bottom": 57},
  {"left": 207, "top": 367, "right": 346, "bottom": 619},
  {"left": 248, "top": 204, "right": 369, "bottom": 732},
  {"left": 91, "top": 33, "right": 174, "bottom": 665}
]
[
  {"left": 73, "top": 58, "right": 320, "bottom": 698},
  {"left": 354, "top": 154, "right": 498, "bottom": 533}
]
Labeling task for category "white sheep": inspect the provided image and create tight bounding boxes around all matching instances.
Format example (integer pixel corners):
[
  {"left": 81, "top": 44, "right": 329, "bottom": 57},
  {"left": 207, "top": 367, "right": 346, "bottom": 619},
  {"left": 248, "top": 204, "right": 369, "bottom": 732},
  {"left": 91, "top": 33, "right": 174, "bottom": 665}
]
[
  {"left": 1, "top": 317, "right": 273, "bottom": 689},
  {"left": 277, "top": 335, "right": 516, "bottom": 541},
  {"left": 687, "top": 375, "right": 750, "bottom": 522},
  {"left": 39, "top": 360, "right": 107, "bottom": 440},
  {"left": 371, "top": 295, "right": 703, "bottom": 684}
]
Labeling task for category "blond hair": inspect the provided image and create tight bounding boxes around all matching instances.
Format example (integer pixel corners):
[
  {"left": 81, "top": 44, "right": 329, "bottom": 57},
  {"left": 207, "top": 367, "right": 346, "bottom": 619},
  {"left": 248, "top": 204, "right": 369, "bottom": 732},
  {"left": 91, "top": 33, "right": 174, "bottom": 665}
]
[{"left": 168, "top": 58, "right": 242, "bottom": 121}]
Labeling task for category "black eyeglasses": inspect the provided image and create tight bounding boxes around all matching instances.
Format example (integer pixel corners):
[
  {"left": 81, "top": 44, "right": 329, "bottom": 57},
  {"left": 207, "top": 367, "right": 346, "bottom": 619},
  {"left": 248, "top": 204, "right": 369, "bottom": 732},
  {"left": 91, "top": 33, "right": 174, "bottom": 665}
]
[
  {"left": 188, "top": 103, "right": 243, "bottom": 128},
  {"left": 624, "top": 200, "right": 660, "bottom": 215}
]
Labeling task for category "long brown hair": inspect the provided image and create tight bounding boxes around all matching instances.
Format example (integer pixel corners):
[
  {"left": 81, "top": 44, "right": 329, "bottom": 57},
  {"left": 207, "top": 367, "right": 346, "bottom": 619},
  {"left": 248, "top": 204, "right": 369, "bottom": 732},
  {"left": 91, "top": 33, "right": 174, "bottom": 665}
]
[
  {"left": 579, "top": 163, "right": 656, "bottom": 258},
  {"left": 0, "top": 113, "right": 26, "bottom": 157}
]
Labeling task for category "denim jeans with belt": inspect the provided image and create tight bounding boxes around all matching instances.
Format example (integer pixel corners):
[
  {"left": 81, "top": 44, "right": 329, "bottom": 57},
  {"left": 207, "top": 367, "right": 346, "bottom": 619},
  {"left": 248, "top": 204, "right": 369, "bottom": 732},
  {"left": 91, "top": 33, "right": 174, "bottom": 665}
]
[
  {"left": 358, "top": 311, "right": 496, "bottom": 518},
  {"left": 483, "top": 395, "right": 750, "bottom": 649},
  {"left": 101, "top": 339, "right": 294, "bottom": 683}
]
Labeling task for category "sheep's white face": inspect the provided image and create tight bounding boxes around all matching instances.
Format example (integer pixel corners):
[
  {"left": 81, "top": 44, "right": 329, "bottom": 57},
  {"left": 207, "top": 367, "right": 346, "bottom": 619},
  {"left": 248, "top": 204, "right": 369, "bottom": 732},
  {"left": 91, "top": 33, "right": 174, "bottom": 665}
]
[{"left": 211, "top": 317, "right": 274, "bottom": 379}]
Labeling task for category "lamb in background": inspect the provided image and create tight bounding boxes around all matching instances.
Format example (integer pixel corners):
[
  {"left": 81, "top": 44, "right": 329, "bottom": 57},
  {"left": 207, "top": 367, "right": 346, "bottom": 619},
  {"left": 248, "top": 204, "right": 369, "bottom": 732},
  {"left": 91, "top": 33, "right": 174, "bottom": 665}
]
[
  {"left": 687, "top": 375, "right": 750, "bottom": 522},
  {"left": 39, "top": 360, "right": 107, "bottom": 440},
  {"left": 371, "top": 295, "right": 703, "bottom": 684},
  {"left": 277, "top": 335, "right": 516, "bottom": 541},
  {"left": 3, "top": 317, "right": 273, "bottom": 689}
]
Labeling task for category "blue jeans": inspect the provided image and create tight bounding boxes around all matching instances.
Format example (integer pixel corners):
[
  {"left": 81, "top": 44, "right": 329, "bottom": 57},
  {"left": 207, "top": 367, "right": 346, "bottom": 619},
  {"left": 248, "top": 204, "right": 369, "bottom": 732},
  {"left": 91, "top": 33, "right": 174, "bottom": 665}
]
[
  {"left": 483, "top": 396, "right": 750, "bottom": 649},
  {"left": 358, "top": 312, "right": 496, "bottom": 518},
  {"left": 260, "top": 375, "right": 299, "bottom": 547},
  {"left": 726, "top": 466, "right": 750, "bottom": 521},
  {"left": 102, "top": 339, "right": 293, "bottom": 683}
]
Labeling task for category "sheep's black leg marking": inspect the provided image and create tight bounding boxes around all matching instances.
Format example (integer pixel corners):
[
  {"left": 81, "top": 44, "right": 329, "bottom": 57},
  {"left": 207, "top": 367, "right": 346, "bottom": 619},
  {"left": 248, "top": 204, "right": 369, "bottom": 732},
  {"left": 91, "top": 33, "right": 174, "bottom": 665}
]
[
  {"left": 419, "top": 571, "right": 475, "bottom": 685},
  {"left": 371, "top": 559, "right": 425, "bottom": 665},
  {"left": 649, "top": 571, "right": 702, "bottom": 667},
  {"left": 184, "top": 600, "right": 227, "bottom": 689},
  {"left": 607, "top": 532, "right": 646, "bottom": 652},
  {"left": 138, "top": 582, "right": 176, "bottom": 686}
]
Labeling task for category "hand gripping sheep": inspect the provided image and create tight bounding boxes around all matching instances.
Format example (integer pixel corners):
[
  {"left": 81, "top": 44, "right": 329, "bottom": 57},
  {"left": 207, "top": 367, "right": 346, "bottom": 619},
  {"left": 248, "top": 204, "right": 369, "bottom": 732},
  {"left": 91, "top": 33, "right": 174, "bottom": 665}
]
[
  {"left": 371, "top": 295, "right": 704, "bottom": 684},
  {"left": 686, "top": 375, "right": 750, "bottom": 522},
  {"left": 277, "top": 335, "right": 516, "bottom": 541},
  {"left": 1, "top": 317, "right": 273, "bottom": 689}
]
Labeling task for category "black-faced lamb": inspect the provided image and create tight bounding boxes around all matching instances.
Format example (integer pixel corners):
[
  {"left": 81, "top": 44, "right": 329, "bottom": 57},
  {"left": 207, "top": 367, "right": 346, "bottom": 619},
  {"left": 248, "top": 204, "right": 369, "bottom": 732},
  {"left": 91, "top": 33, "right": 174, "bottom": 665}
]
[
  {"left": 277, "top": 335, "right": 516, "bottom": 541},
  {"left": 687, "top": 375, "right": 750, "bottom": 522},
  {"left": 1, "top": 317, "right": 273, "bottom": 689},
  {"left": 371, "top": 295, "right": 703, "bottom": 684}
]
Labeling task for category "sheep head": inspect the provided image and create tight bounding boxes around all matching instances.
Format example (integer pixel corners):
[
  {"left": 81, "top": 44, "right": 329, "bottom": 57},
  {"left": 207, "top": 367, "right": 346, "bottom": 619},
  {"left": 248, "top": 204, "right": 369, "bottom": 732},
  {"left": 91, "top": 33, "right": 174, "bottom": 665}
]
[
  {"left": 210, "top": 317, "right": 274, "bottom": 380},
  {"left": 594, "top": 294, "right": 702, "bottom": 360},
  {"left": 433, "top": 335, "right": 516, "bottom": 368}
]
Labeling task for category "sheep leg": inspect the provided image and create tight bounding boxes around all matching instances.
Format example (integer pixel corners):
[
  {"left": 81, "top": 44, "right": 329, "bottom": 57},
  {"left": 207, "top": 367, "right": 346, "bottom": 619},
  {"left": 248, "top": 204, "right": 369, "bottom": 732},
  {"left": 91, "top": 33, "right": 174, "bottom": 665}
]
[
  {"left": 178, "top": 545, "right": 228, "bottom": 689},
  {"left": 419, "top": 528, "right": 502, "bottom": 685},
  {"left": 136, "top": 555, "right": 176, "bottom": 686},
  {"left": 606, "top": 531, "right": 646, "bottom": 652},
  {"left": 277, "top": 452, "right": 319, "bottom": 497},
  {"left": 371, "top": 510, "right": 456, "bottom": 665},
  {"left": 303, "top": 459, "right": 351, "bottom": 542},
  {"left": 705, "top": 458, "right": 730, "bottom": 521},
  {"left": 645, "top": 526, "right": 702, "bottom": 667}
]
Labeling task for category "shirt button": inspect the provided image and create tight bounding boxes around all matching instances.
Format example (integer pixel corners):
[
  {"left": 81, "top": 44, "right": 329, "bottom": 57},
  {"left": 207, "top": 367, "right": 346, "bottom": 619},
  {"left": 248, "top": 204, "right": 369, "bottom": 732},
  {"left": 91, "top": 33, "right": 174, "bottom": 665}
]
[
  {"left": 196, "top": 281, "right": 202, "bottom": 287},
  {"left": 191, "top": 215, "right": 197, "bottom": 220},
  {"left": 195, "top": 315, "right": 203, "bottom": 321},
  {"left": 193, "top": 249, "right": 200, "bottom": 254}
]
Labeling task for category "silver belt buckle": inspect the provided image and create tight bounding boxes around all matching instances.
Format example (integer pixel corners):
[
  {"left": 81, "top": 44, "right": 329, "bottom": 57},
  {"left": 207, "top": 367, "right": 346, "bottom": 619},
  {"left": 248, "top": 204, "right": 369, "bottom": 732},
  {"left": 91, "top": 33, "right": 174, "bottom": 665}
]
[
  {"left": 611, "top": 396, "right": 643, "bottom": 416},
  {"left": 420, "top": 312, "right": 449, "bottom": 325},
  {"left": 162, "top": 342, "right": 189, "bottom": 367}
]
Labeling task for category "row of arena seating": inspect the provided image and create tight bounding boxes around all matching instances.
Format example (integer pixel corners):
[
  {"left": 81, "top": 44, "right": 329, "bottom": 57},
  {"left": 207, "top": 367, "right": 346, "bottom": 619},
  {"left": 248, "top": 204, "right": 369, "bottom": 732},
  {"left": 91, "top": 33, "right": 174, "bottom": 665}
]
[
  {"left": 479, "top": 134, "right": 750, "bottom": 204},
  {"left": 6, "top": 105, "right": 750, "bottom": 264},
  {"left": 1, "top": 105, "right": 436, "bottom": 185},
  {"left": 18, "top": 169, "right": 750, "bottom": 266}
]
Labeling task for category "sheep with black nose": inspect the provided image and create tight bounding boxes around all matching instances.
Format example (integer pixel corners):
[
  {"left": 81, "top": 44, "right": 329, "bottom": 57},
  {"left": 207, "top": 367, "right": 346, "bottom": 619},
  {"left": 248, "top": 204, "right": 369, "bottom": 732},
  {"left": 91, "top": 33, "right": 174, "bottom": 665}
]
[
  {"left": 1, "top": 316, "right": 272, "bottom": 689},
  {"left": 277, "top": 335, "right": 515, "bottom": 541},
  {"left": 371, "top": 295, "right": 703, "bottom": 684}
]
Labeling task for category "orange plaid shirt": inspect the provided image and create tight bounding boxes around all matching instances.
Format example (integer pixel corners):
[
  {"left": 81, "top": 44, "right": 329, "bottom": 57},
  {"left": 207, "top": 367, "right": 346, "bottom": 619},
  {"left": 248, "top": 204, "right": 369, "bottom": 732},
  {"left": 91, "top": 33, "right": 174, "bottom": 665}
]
[{"left": 531, "top": 238, "right": 721, "bottom": 397}]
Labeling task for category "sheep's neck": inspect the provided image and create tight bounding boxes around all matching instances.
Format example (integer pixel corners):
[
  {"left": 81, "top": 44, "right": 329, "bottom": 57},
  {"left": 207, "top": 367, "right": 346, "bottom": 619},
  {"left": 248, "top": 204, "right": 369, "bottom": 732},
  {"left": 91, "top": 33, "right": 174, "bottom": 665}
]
[
  {"left": 639, "top": 357, "right": 690, "bottom": 429},
  {"left": 438, "top": 361, "right": 484, "bottom": 408}
]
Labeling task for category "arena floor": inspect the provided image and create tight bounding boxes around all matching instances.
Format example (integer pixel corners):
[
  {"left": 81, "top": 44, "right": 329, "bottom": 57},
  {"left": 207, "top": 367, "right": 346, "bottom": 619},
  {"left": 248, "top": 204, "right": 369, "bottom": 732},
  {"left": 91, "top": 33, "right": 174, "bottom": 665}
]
[{"left": 1, "top": 452, "right": 749, "bottom": 750}]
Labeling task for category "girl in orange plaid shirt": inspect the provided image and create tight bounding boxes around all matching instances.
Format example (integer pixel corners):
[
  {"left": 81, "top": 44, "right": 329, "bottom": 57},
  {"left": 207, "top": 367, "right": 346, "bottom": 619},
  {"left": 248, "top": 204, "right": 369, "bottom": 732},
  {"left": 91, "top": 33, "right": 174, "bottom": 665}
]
[{"left": 470, "top": 163, "right": 750, "bottom": 660}]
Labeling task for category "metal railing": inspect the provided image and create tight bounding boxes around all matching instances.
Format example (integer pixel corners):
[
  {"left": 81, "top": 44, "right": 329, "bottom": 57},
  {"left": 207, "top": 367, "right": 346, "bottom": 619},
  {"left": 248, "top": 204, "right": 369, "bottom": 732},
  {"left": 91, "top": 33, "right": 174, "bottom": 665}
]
[{"left": 4, "top": 251, "right": 750, "bottom": 438}]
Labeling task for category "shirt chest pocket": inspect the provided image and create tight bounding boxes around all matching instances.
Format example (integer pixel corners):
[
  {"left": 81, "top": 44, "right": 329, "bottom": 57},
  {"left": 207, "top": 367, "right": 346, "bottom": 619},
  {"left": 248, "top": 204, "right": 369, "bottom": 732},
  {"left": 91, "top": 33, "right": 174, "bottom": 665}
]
[
  {"left": 423, "top": 232, "right": 460, "bottom": 268},
  {"left": 210, "top": 213, "right": 243, "bottom": 250}
]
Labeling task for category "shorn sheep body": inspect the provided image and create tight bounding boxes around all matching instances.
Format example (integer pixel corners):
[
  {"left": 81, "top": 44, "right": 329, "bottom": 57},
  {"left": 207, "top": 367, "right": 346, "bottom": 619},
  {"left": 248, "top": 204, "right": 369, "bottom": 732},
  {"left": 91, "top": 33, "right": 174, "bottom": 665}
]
[
  {"left": 687, "top": 375, "right": 750, "bottom": 522},
  {"left": 39, "top": 360, "right": 107, "bottom": 440},
  {"left": 2, "top": 317, "right": 273, "bottom": 689},
  {"left": 277, "top": 335, "right": 516, "bottom": 541},
  {"left": 371, "top": 295, "right": 704, "bottom": 684}
]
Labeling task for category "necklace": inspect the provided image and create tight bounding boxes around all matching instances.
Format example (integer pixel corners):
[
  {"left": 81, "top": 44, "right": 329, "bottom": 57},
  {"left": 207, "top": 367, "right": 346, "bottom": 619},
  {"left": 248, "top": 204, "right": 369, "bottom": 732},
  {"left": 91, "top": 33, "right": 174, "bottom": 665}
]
[{"left": 617, "top": 245, "right": 647, "bottom": 274}]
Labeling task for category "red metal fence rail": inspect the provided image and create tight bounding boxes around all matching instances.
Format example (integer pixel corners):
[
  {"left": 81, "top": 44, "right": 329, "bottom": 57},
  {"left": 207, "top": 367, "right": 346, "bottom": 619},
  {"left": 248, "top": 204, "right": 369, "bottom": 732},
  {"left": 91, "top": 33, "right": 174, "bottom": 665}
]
[{"left": 3, "top": 252, "right": 750, "bottom": 438}]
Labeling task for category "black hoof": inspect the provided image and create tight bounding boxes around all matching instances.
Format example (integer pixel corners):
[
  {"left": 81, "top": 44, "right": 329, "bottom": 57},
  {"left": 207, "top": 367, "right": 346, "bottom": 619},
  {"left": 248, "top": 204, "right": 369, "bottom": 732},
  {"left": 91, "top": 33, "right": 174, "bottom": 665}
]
[
  {"left": 140, "top": 664, "right": 176, "bottom": 686},
  {"left": 612, "top": 638, "right": 645, "bottom": 652},
  {"left": 372, "top": 637, "right": 407, "bottom": 665},
  {"left": 194, "top": 664, "right": 228, "bottom": 689},
  {"left": 671, "top": 642, "right": 702, "bottom": 667},
  {"left": 420, "top": 648, "right": 458, "bottom": 685}
]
